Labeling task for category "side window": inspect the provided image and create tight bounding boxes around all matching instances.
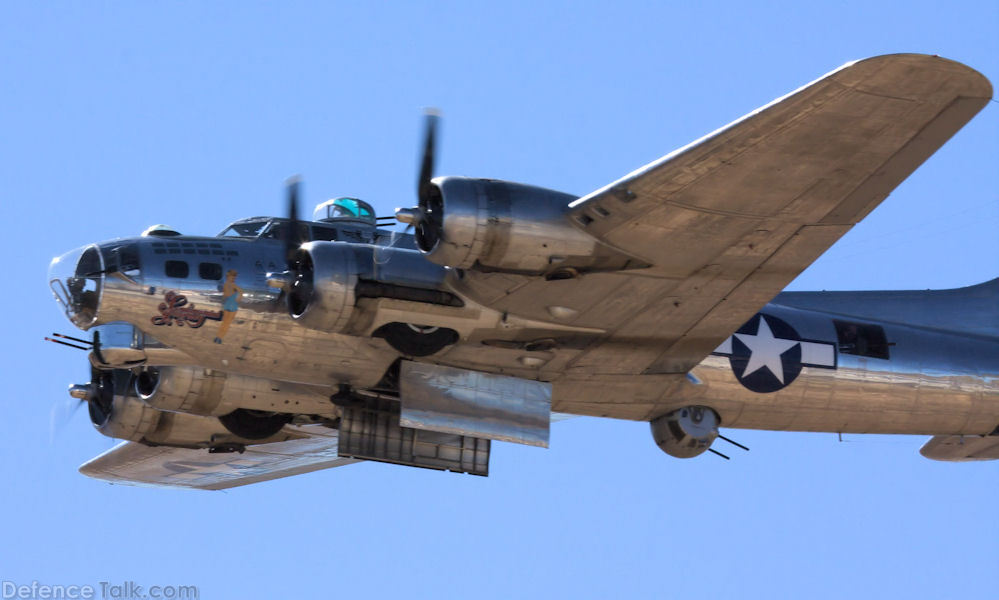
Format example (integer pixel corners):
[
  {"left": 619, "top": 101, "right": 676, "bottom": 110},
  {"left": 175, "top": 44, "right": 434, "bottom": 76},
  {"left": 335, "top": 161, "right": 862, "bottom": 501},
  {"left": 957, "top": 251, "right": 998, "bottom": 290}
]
[
  {"left": 311, "top": 226, "right": 338, "bottom": 241},
  {"left": 165, "top": 260, "right": 189, "bottom": 278},
  {"left": 199, "top": 262, "right": 222, "bottom": 280},
  {"left": 833, "top": 320, "right": 891, "bottom": 359},
  {"left": 115, "top": 244, "right": 141, "bottom": 274},
  {"left": 341, "top": 228, "right": 368, "bottom": 243},
  {"left": 264, "top": 222, "right": 311, "bottom": 241}
]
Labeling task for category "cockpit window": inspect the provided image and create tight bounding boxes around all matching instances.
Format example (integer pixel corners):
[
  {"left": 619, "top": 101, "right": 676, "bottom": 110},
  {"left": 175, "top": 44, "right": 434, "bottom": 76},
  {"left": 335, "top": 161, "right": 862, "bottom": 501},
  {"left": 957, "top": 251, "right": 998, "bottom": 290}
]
[
  {"left": 314, "top": 198, "right": 376, "bottom": 224},
  {"left": 261, "top": 222, "right": 310, "bottom": 241},
  {"left": 219, "top": 221, "right": 269, "bottom": 238},
  {"left": 103, "top": 243, "right": 140, "bottom": 274},
  {"left": 333, "top": 198, "right": 372, "bottom": 219}
]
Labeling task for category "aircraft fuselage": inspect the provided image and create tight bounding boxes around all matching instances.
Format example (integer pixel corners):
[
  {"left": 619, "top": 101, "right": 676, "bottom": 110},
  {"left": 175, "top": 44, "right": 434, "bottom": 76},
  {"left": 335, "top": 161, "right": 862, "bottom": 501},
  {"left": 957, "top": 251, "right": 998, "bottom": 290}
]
[{"left": 50, "top": 229, "right": 999, "bottom": 438}]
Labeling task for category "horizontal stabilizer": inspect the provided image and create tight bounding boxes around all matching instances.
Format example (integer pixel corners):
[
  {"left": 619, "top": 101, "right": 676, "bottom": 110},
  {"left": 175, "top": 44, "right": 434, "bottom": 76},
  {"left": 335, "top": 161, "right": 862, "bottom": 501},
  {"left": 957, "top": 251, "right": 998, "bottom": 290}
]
[{"left": 920, "top": 434, "right": 999, "bottom": 461}]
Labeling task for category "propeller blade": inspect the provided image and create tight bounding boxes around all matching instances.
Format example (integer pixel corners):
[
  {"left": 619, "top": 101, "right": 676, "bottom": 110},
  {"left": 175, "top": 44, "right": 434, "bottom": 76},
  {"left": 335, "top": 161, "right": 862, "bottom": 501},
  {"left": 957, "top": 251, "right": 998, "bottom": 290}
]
[
  {"left": 49, "top": 401, "right": 62, "bottom": 446},
  {"left": 69, "top": 398, "right": 85, "bottom": 418},
  {"left": 49, "top": 395, "right": 86, "bottom": 445},
  {"left": 417, "top": 110, "right": 439, "bottom": 207},
  {"left": 284, "top": 176, "right": 302, "bottom": 267}
]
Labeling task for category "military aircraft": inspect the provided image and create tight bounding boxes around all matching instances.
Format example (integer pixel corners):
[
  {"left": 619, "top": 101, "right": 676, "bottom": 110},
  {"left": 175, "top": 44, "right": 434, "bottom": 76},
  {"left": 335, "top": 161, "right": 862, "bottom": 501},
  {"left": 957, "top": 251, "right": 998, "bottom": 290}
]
[{"left": 47, "top": 53, "right": 998, "bottom": 490}]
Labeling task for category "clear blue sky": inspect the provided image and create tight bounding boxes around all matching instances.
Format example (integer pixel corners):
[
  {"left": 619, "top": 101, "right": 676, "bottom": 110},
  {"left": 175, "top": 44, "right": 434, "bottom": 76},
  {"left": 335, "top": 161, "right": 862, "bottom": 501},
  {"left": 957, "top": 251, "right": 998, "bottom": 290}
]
[{"left": 2, "top": 2, "right": 996, "bottom": 598}]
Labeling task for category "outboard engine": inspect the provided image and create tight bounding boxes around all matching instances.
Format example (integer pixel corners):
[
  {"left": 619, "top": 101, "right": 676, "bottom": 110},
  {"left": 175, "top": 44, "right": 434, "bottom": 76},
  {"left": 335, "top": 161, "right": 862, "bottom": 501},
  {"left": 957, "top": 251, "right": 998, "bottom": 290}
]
[
  {"left": 135, "top": 366, "right": 337, "bottom": 418},
  {"left": 395, "top": 176, "right": 645, "bottom": 276},
  {"left": 404, "top": 177, "right": 599, "bottom": 274},
  {"left": 74, "top": 367, "right": 291, "bottom": 449},
  {"left": 86, "top": 368, "right": 162, "bottom": 441}
]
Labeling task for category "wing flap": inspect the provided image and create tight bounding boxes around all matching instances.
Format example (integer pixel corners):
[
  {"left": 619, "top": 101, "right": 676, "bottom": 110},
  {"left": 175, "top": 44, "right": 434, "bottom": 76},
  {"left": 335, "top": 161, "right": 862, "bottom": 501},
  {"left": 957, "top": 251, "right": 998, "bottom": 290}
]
[{"left": 79, "top": 425, "right": 361, "bottom": 490}]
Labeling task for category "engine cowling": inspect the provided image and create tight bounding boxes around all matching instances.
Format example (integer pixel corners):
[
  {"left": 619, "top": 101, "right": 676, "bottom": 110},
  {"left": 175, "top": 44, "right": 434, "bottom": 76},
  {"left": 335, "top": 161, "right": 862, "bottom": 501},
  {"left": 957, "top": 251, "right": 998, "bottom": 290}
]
[
  {"left": 85, "top": 368, "right": 281, "bottom": 448},
  {"left": 288, "top": 241, "right": 359, "bottom": 332},
  {"left": 650, "top": 406, "right": 720, "bottom": 458},
  {"left": 286, "top": 241, "right": 461, "bottom": 333},
  {"left": 88, "top": 368, "right": 162, "bottom": 441},
  {"left": 413, "top": 177, "right": 600, "bottom": 274},
  {"left": 135, "top": 366, "right": 338, "bottom": 417}
]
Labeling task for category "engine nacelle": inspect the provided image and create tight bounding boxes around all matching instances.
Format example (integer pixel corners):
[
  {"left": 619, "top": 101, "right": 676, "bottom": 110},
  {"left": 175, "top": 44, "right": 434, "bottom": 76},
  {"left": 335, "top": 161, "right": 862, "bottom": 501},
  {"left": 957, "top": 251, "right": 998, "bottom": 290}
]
[
  {"left": 415, "top": 177, "right": 599, "bottom": 274},
  {"left": 286, "top": 241, "right": 461, "bottom": 333},
  {"left": 650, "top": 406, "right": 720, "bottom": 458},
  {"left": 288, "top": 241, "right": 359, "bottom": 332},
  {"left": 89, "top": 369, "right": 162, "bottom": 441},
  {"left": 86, "top": 368, "right": 282, "bottom": 448},
  {"left": 135, "top": 366, "right": 337, "bottom": 417}
]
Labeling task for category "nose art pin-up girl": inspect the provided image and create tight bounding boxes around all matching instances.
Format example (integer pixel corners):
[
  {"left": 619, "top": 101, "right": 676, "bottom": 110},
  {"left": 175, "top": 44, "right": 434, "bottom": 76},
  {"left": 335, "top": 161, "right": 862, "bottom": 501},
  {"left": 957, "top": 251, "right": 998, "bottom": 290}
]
[{"left": 215, "top": 269, "right": 243, "bottom": 344}]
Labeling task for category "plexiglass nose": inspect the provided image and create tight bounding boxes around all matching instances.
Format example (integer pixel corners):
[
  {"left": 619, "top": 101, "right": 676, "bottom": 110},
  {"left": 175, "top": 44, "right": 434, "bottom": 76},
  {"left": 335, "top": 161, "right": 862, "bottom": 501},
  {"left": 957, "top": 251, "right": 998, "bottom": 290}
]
[{"left": 48, "top": 244, "right": 104, "bottom": 329}]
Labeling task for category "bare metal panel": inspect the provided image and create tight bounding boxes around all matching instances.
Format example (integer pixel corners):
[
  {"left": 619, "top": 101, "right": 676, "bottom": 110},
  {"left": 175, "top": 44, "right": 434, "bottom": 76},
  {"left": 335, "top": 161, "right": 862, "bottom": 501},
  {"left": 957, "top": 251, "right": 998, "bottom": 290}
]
[
  {"left": 78, "top": 424, "right": 361, "bottom": 490},
  {"left": 452, "top": 54, "right": 992, "bottom": 382},
  {"left": 339, "top": 400, "right": 490, "bottom": 476},
  {"left": 547, "top": 289, "right": 999, "bottom": 434},
  {"left": 920, "top": 435, "right": 999, "bottom": 461},
  {"left": 399, "top": 361, "right": 551, "bottom": 447},
  {"left": 91, "top": 322, "right": 146, "bottom": 366},
  {"left": 775, "top": 278, "right": 999, "bottom": 340}
]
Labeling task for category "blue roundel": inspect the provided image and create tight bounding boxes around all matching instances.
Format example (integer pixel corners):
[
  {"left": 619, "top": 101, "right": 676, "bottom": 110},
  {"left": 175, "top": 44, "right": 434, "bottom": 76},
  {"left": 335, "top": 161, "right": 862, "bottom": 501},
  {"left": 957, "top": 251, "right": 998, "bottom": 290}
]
[{"left": 727, "top": 313, "right": 804, "bottom": 393}]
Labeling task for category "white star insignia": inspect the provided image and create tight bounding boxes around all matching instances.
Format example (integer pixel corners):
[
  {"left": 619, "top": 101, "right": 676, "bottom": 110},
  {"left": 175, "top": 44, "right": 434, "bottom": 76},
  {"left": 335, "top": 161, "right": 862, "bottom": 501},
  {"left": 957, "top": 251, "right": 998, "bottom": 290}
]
[{"left": 734, "top": 317, "right": 800, "bottom": 384}]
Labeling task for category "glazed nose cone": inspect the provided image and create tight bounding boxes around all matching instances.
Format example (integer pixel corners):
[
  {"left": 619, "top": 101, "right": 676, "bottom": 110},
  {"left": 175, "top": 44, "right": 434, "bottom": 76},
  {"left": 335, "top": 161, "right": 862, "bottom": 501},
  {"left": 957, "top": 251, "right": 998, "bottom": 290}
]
[{"left": 48, "top": 244, "right": 104, "bottom": 329}]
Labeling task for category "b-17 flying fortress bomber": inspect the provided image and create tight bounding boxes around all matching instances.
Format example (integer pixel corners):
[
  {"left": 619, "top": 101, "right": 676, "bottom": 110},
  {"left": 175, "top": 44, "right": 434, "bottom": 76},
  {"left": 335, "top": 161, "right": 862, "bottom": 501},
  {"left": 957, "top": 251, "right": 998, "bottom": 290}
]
[{"left": 48, "top": 54, "right": 998, "bottom": 489}]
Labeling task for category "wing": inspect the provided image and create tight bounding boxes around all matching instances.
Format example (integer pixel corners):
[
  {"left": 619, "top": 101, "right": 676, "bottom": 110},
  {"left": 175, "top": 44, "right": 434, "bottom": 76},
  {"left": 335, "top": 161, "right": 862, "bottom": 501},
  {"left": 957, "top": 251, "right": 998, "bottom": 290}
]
[
  {"left": 920, "top": 435, "right": 999, "bottom": 461},
  {"left": 458, "top": 54, "right": 991, "bottom": 388},
  {"left": 79, "top": 424, "right": 361, "bottom": 490}
]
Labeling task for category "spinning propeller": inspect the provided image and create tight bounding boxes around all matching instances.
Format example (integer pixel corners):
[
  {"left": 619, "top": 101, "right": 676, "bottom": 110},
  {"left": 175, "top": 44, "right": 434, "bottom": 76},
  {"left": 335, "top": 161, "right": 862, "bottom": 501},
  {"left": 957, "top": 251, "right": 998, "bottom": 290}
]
[
  {"left": 279, "top": 176, "right": 316, "bottom": 317},
  {"left": 394, "top": 111, "right": 442, "bottom": 249},
  {"left": 279, "top": 111, "right": 443, "bottom": 314},
  {"left": 46, "top": 331, "right": 114, "bottom": 441},
  {"left": 282, "top": 176, "right": 307, "bottom": 266}
]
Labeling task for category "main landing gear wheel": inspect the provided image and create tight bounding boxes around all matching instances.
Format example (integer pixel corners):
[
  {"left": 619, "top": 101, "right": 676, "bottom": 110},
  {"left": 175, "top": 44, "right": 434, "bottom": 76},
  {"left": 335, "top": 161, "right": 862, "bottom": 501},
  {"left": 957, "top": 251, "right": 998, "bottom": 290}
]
[
  {"left": 218, "top": 409, "right": 292, "bottom": 440},
  {"left": 375, "top": 322, "right": 459, "bottom": 357}
]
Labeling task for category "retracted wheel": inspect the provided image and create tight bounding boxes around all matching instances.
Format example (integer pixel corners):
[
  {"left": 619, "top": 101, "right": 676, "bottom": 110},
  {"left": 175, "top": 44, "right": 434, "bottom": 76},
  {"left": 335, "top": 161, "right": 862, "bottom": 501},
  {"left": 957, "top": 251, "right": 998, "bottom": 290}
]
[
  {"left": 218, "top": 409, "right": 292, "bottom": 440},
  {"left": 375, "top": 322, "right": 459, "bottom": 357}
]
